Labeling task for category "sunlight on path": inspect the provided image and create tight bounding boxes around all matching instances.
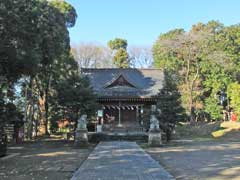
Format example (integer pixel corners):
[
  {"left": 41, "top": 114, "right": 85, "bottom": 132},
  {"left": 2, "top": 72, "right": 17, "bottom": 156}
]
[{"left": 71, "top": 141, "right": 175, "bottom": 180}]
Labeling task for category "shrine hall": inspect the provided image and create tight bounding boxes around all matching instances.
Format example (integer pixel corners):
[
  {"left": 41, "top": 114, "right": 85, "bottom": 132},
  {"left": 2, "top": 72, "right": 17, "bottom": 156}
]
[{"left": 82, "top": 68, "right": 164, "bottom": 132}]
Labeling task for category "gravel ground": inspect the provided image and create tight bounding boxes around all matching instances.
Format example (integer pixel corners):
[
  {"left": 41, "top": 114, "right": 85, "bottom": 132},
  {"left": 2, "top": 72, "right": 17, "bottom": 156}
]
[
  {"left": 146, "top": 139, "right": 240, "bottom": 180},
  {"left": 0, "top": 138, "right": 94, "bottom": 180}
]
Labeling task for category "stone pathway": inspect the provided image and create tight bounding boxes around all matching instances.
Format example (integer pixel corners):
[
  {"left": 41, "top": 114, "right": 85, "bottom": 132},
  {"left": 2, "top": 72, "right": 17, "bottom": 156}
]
[{"left": 71, "top": 141, "right": 175, "bottom": 180}]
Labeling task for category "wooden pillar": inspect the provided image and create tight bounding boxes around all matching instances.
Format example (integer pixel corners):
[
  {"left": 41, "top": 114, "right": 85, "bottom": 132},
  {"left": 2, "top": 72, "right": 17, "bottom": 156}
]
[
  {"left": 140, "top": 105, "right": 144, "bottom": 125},
  {"left": 136, "top": 105, "right": 139, "bottom": 122},
  {"left": 118, "top": 101, "right": 122, "bottom": 127}
]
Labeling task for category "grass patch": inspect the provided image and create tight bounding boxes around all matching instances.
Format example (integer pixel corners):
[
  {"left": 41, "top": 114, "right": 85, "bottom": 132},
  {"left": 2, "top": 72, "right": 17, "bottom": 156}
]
[
  {"left": 212, "top": 122, "right": 240, "bottom": 138},
  {"left": 174, "top": 121, "right": 221, "bottom": 139},
  {"left": 212, "top": 129, "right": 227, "bottom": 138}
]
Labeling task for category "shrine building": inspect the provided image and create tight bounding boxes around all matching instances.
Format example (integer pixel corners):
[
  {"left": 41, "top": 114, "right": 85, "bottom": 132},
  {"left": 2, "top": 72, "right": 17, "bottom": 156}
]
[{"left": 82, "top": 68, "right": 164, "bottom": 132}]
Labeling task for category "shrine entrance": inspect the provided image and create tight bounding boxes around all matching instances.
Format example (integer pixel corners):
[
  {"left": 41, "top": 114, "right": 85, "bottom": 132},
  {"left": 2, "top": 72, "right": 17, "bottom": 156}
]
[
  {"left": 97, "top": 98, "right": 156, "bottom": 132},
  {"left": 100, "top": 101, "right": 144, "bottom": 132},
  {"left": 103, "top": 104, "right": 138, "bottom": 127}
]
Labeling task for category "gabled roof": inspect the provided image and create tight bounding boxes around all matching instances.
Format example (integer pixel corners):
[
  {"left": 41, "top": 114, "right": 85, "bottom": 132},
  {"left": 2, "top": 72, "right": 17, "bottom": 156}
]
[
  {"left": 104, "top": 74, "right": 137, "bottom": 88},
  {"left": 81, "top": 68, "right": 164, "bottom": 98}
]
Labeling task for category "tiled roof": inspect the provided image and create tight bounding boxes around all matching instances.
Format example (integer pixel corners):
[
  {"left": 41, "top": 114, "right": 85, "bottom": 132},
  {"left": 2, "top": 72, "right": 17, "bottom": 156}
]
[{"left": 81, "top": 68, "right": 164, "bottom": 98}]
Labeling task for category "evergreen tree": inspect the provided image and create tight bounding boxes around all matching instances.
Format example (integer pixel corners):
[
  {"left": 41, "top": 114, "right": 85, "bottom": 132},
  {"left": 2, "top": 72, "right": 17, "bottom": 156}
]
[
  {"left": 0, "top": 0, "right": 77, "bottom": 135},
  {"left": 51, "top": 71, "right": 98, "bottom": 131},
  {"left": 156, "top": 70, "right": 186, "bottom": 141},
  {"left": 108, "top": 38, "right": 130, "bottom": 68}
]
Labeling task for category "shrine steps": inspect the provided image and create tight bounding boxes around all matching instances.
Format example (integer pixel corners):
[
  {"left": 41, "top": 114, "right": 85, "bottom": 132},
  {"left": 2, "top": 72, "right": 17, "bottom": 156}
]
[{"left": 88, "top": 132, "right": 148, "bottom": 143}]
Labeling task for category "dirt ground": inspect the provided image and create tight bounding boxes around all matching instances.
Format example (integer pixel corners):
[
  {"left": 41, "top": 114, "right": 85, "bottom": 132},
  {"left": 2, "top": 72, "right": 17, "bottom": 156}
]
[
  {"left": 0, "top": 137, "right": 95, "bottom": 180},
  {"left": 146, "top": 138, "right": 240, "bottom": 180},
  {"left": 1, "top": 130, "right": 240, "bottom": 180}
]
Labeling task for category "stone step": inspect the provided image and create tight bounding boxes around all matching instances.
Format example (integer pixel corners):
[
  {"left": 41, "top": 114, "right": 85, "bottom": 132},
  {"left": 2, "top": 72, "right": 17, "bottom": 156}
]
[
  {"left": 88, "top": 132, "right": 148, "bottom": 143},
  {"left": 103, "top": 125, "right": 145, "bottom": 133}
]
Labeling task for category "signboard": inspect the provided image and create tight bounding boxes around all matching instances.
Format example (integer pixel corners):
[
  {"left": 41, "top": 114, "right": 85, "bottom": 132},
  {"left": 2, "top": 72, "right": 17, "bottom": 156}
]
[{"left": 97, "top": 110, "right": 103, "bottom": 117}]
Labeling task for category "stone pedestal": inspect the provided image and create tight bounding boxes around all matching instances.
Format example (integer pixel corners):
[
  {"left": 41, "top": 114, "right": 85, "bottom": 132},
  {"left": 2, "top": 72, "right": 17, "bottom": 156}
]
[
  {"left": 148, "top": 130, "right": 162, "bottom": 147},
  {"left": 74, "top": 114, "right": 88, "bottom": 147},
  {"left": 74, "top": 129, "right": 89, "bottom": 147},
  {"left": 148, "top": 112, "right": 162, "bottom": 147},
  {"left": 96, "top": 125, "right": 102, "bottom": 133}
]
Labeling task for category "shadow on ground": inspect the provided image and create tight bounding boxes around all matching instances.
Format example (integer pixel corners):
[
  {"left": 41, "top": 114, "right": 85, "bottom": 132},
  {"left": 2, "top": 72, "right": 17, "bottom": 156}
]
[
  {"left": 145, "top": 139, "right": 240, "bottom": 180},
  {"left": 0, "top": 138, "right": 95, "bottom": 180}
]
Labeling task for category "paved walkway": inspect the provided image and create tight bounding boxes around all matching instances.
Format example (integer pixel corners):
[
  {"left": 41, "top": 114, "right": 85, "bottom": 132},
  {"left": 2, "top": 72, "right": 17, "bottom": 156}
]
[{"left": 71, "top": 141, "right": 175, "bottom": 180}]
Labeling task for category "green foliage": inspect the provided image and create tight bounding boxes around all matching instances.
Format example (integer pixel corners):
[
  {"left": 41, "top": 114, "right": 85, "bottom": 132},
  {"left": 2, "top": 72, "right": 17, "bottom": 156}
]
[
  {"left": 0, "top": 0, "right": 43, "bottom": 127},
  {"left": 153, "top": 26, "right": 205, "bottom": 120},
  {"left": 202, "top": 64, "right": 231, "bottom": 121},
  {"left": 0, "top": 0, "right": 75, "bottom": 83},
  {"left": 108, "top": 38, "right": 128, "bottom": 50},
  {"left": 153, "top": 20, "right": 239, "bottom": 122},
  {"left": 0, "top": 0, "right": 77, "bottom": 85},
  {"left": 152, "top": 29, "right": 184, "bottom": 70},
  {"left": 204, "top": 95, "right": 223, "bottom": 120},
  {"left": 217, "top": 25, "right": 240, "bottom": 81},
  {"left": 156, "top": 71, "right": 186, "bottom": 140},
  {"left": 113, "top": 48, "right": 129, "bottom": 68},
  {"left": 53, "top": 73, "right": 98, "bottom": 123},
  {"left": 108, "top": 38, "right": 129, "bottom": 68},
  {"left": 0, "top": 0, "right": 79, "bottom": 135},
  {"left": 228, "top": 82, "right": 240, "bottom": 119},
  {"left": 49, "top": 0, "right": 77, "bottom": 28},
  {"left": 0, "top": 0, "right": 40, "bottom": 81},
  {"left": 157, "top": 71, "right": 186, "bottom": 124}
]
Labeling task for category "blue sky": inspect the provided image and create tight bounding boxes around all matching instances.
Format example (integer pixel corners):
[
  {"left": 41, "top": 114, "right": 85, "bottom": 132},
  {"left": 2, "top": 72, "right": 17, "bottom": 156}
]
[{"left": 66, "top": 0, "right": 240, "bottom": 46}]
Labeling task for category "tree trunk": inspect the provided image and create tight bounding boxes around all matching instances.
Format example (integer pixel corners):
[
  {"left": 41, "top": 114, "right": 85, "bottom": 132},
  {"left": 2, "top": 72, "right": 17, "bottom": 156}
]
[
  {"left": 38, "top": 91, "right": 47, "bottom": 135},
  {"left": 28, "top": 77, "right": 34, "bottom": 139},
  {"left": 189, "top": 62, "right": 199, "bottom": 124},
  {"left": 35, "top": 75, "right": 51, "bottom": 136},
  {"left": 44, "top": 88, "right": 49, "bottom": 135}
]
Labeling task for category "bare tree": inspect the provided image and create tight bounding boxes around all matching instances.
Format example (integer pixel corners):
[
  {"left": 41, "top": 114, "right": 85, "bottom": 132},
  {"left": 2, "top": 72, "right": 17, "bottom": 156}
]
[
  {"left": 128, "top": 46, "right": 153, "bottom": 68},
  {"left": 71, "top": 43, "right": 113, "bottom": 69}
]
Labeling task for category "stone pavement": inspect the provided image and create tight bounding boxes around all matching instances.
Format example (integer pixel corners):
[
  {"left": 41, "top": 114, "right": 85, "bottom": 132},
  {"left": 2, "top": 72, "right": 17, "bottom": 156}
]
[{"left": 71, "top": 141, "right": 175, "bottom": 180}]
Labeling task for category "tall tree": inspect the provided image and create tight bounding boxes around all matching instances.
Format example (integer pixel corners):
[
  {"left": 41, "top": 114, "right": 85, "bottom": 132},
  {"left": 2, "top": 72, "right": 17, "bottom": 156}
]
[
  {"left": 156, "top": 70, "right": 185, "bottom": 141},
  {"left": 112, "top": 48, "right": 129, "bottom": 68},
  {"left": 0, "top": 0, "right": 43, "bottom": 128},
  {"left": 32, "top": 0, "right": 77, "bottom": 135},
  {"left": 0, "top": 0, "right": 78, "bottom": 135},
  {"left": 108, "top": 38, "right": 128, "bottom": 50},
  {"left": 108, "top": 38, "right": 130, "bottom": 68},
  {"left": 52, "top": 72, "right": 97, "bottom": 129},
  {"left": 153, "top": 21, "right": 227, "bottom": 122}
]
